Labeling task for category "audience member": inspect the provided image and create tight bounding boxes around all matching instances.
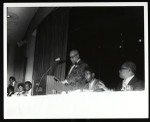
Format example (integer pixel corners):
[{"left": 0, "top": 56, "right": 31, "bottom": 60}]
[
  {"left": 24, "top": 81, "right": 32, "bottom": 96},
  {"left": 7, "top": 76, "right": 18, "bottom": 94},
  {"left": 13, "top": 82, "right": 25, "bottom": 96},
  {"left": 7, "top": 85, "right": 14, "bottom": 96}
]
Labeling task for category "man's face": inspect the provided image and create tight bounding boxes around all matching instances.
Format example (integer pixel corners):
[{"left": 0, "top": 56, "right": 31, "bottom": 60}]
[
  {"left": 85, "top": 70, "right": 92, "bottom": 82},
  {"left": 25, "top": 84, "right": 30, "bottom": 91},
  {"left": 9, "top": 79, "right": 14, "bottom": 84},
  {"left": 70, "top": 51, "right": 78, "bottom": 64},
  {"left": 119, "top": 65, "right": 130, "bottom": 79}
]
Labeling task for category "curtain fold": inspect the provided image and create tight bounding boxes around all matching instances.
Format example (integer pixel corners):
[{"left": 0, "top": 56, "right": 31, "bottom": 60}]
[{"left": 32, "top": 8, "right": 69, "bottom": 95}]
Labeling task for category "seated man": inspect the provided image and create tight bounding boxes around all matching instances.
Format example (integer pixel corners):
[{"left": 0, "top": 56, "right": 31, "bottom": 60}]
[
  {"left": 7, "top": 76, "right": 18, "bottom": 93},
  {"left": 7, "top": 85, "right": 14, "bottom": 96},
  {"left": 83, "top": 67, "right": 107, "bottom": 91},
  {"left": 117, "top": 61, "right": 144, "bottom": 91},
  {"left": 24, "top": 81, "right": 32, "bottom": 96},
  {"left": 98, "top": 61, "right": 144, "bottom": 91},
  {"left": 13, "top": 83, "right": 25, "bottom": 96}
]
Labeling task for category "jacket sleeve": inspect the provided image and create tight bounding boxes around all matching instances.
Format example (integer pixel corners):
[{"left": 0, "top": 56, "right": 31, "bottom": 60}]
[{"left": 133, "top": 81, "right": 144, "bottom": 91}]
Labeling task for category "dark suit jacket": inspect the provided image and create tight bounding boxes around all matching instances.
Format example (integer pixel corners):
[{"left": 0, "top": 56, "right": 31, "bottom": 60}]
[
  {"left": 116, "top": 76, "right": 144, "bottom": 91},
  {"left": 7, "top": 82, "right": 18, "bottom": 93},
  {"left": 66, "top": 60, "right": 89, "bottom": 91}
]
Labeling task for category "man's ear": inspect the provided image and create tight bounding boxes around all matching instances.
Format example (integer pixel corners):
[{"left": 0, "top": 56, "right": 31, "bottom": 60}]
[
  {"left": 76, "top": 54, "right": 79, "bottom": 59},
  {"left": 92, "top": 73, "right": 95, "bottom": 78}
]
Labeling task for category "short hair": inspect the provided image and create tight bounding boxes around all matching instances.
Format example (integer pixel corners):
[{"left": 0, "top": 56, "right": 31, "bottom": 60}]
[
  {"left": 17, "top": 82, "right": 25, "bottom": 89},
  {"left": 122, "top": 61, "right": 136, "bottom": 74},
  {"left": 9, "top": 76, "right": 16, "bottom": 81},
  {"left": 25, "top": 81, "right": 32, "bottom": 88},
  {"left": 84, "top": 67, "right": 95, "bottom": 74}
]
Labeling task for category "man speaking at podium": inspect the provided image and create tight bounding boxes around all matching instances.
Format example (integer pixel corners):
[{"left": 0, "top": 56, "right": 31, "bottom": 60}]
[{"left": 62, "top": 49, "right": 89, "bottom": 91}]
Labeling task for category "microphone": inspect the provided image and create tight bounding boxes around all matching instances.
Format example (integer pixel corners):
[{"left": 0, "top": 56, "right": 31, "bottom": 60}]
[
  {"left": 55, "top": 57, "right": 61, "bottom": 62},
  {"left": 36, "top": 65, "right": 52, "bottom": 95},
  {"left": 55, "top": 57, "right": 66, "bottom": 63}
]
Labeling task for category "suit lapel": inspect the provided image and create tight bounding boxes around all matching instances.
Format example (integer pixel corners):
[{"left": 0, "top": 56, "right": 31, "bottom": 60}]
[
  {"left": 128, "top": 76, "right": 136, "bottom": 86},
  {"left": 68, "top": 60, "right": 82, "bottom": 75}
]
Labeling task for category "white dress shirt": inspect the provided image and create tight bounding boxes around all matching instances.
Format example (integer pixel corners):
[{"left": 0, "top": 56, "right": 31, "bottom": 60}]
[
  {"left": 89, "top": 79, "right": 96, "bottom": 90},
  {"left": 68, "top": 59, "right": 80, "bottom": 75},
  {"left": 121, "top": 75, "right": 135, "bottom": 91},
  {"left": 25, "top": 89, "right": 32, "bottom": 96},
  {"left": 62, "top": 59, "right": 81, "bottom": 84}
]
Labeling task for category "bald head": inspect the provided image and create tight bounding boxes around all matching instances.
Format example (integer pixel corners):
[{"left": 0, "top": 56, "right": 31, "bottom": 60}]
[
  {"left": 122, "top": 61, "right": 136, "bottom": 74},
  {"left": 69, "top": 50, "right": 80, "bottom": 64},
  {"left": 119, "top": 61, "right": 136, "bottom": 80}
]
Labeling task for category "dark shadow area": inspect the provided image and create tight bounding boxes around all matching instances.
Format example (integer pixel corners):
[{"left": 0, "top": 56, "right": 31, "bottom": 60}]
[{"left": 66, "top": 7, "right": 144, "bottom": 89}]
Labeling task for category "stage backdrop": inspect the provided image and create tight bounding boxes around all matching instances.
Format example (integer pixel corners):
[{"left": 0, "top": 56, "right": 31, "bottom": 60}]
[{"left": 32, "top": 8, "right": 70, "bottom": 95}]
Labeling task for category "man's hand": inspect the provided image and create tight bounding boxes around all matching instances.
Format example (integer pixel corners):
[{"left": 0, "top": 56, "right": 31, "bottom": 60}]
[
  {"left": 61, "top": 80, "right": 69, "bottom": 84},
  {"left": 97, "top": 83, "right": 113, "bottom": 91}
]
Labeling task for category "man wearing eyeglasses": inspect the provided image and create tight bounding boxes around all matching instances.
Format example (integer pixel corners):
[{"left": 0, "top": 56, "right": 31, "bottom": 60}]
[
  {"left": 62, "top": 49, "right": 89, "bottom": 91},
  {"left": 97, "top": 61, "right": 144, "bottom": 91},
  {"left": 117, "top": 61, "right": 144, "bottom": 91}
]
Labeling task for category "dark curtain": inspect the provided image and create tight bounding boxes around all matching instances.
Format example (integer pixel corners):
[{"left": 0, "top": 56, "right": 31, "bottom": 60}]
[{"left": 32, "top": 8, "right": 69, "bottom": 95}]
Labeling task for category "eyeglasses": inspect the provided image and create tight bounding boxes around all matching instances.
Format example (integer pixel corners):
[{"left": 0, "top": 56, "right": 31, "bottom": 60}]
[
  {"left": 70, "top": 54, "right": 77, "bottom": 59},
  {"left": 119, "top": 67, "right": 129, "bottom": 71}
]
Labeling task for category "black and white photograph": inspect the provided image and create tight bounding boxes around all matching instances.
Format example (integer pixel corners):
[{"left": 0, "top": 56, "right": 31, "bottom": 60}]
[{"left": 4, "top": 2, "right": 149, "bottom": 119}]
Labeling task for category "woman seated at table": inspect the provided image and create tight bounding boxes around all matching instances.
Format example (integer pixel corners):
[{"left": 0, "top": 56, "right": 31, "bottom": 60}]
[{"left": 12, "top": 83, "right": 25, "bottom": 96}]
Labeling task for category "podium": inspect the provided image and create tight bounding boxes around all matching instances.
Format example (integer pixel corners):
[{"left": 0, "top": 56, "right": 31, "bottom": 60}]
[{"left": 46, "top": 75, "right": 67, "bottom": 94}]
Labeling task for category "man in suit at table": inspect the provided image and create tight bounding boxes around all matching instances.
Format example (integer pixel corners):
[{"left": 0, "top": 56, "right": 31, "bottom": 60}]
[
  {"left": 62, "top": 49, "right": 89, "bottom": 91},
  {"left": 7, "top": 76, "right": 18, "bottom": 94},
  {"left": 116, "top": 61, "right": 144, "bottom": 91},
  {"left": 97, "top": 61, "right": 144, "bottom": 91}
]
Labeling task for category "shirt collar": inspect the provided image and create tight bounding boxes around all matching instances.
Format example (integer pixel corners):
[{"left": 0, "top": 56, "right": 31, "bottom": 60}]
[
  {"left": 77, "top": 58, "right": 80, "bottom": 63},
  {"left": 89, "top": 78, "right": 96, "bottom": 85},
  {"left": 11, "top": 82, "right": 15, "bottom": 86},
  {"left": 73, "top": 58, "right": 80, "bottom": 66}
]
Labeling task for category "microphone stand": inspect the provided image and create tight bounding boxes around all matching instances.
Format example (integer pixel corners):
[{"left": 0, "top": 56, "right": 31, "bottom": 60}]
[
  {"left": 36, "top": 65, "right": 53, "bottom": 95},
  {"left": 36, "top": 60, "right": 64, "bottom": 95},
  {"left": 52, "top": 61, "right": 65, "bottom": 82}
]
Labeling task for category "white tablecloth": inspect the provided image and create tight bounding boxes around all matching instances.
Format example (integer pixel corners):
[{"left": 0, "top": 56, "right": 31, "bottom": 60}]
[{"left": 4, "top": 91, "right": 148, "bottom": 119}]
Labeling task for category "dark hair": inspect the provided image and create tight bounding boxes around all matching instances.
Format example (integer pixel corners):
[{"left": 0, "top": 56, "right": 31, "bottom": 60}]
[
  {"left": 9, "top": 76, "right": 16, "bottom": 81},
  {"left": 17, "top": 82, "right": 25, "bottom": 89},
  {"left": 84, "top": 67, "right": 95, "bottom": 74},
  {"left": 25, "top": 81, "right": 32, "bottom": 88},
  {"left": 122, "top": 61, "right": 136, "bottom": 74}
]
